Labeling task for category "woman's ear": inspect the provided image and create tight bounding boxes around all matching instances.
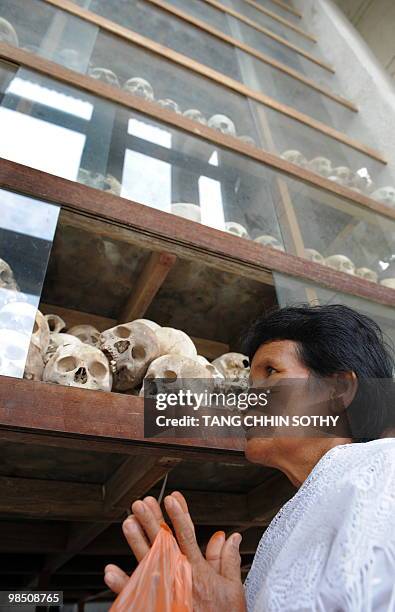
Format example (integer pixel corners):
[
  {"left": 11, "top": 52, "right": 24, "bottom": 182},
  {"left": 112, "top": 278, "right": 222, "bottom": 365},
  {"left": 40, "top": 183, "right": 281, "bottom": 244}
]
[{"left": 330, "top": 371, "right": 358, "bottom": 414}]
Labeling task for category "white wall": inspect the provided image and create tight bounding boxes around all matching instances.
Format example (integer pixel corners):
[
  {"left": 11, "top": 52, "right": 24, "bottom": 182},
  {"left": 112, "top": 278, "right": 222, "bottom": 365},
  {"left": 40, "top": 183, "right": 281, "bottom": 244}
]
[{"left": 334, "top": 0, "right": 395, "bottom": 78}]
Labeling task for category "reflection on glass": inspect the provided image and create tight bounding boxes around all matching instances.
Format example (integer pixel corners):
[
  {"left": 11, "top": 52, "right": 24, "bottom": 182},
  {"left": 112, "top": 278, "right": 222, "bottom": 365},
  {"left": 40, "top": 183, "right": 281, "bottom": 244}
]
[
  {"left": 0, "top": 189, "right": 59, "bottom": 379},
  {"left": 273, "top": 272, "right": 395, "bottom": 345}
]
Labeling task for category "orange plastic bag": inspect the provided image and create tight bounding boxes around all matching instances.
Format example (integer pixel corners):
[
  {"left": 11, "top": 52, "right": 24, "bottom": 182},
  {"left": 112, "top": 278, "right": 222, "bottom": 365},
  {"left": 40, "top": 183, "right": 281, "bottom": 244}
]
[{"left": 110, "top": 523, "right": 193, "bottom": 612}]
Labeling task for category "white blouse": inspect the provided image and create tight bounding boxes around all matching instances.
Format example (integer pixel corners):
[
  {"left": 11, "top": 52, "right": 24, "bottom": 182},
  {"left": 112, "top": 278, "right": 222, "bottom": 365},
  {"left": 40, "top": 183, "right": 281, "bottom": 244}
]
[{"left": 244, "top": 438, "right": 395, "bottom": 611}]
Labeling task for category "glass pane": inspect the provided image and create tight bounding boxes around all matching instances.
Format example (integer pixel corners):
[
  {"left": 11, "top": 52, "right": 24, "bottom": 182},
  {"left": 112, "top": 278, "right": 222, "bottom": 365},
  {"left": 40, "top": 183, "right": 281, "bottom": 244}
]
[
  {"left": 0, "top": 189, "right": 60, "bottom": 378},
  {"left": 69, "top": 0, "right": 352, "bottom": 126},
  {"left": 162, "top": 0, "right": 232, "bottom": 34},
  {"left": 254, "top": 0, "right": 301, "bottom": 24},
  {"left": 0, "top": 63, "right": 392, "bottom": 280},
  {"left": 273, "top": 273, "right": 395, "bottom": 345}
]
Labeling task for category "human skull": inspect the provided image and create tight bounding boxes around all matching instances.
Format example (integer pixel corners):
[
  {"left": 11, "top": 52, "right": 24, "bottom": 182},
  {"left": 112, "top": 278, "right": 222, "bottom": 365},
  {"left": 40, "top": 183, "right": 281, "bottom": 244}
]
[
  {"left": 171, "top": 203, "right": 201, "bottom": 223},
  {"left": 380, "top": 278, "right": 395, "bottom": 289},
  {"left": 212, "top": 352, "right": 250, "bottom": 383},
  {"left": 155, "top": 327, "right": 197, "bottom": 359},
  {"left": 103, "top": 174, "right": 121, "bottom": 196},
  {"left": 44, "top": 343, "right": 112, "bottom": 391},
  {"left": 238, "top": 135, "right": 256, "bottom": 147},
  {"left": 371, "top": 186, "right": 395, "bottom": 207},
  {"left": 100, "top": 321, "right": 160, "bottom": 390},
  {"left": 225, "top": 222, "right": 249, "bottom": 239},
  {"left": 254, "top": 235, "right": 285, "bottom": 251},
  {"left": 308, "top": 157, "right": 333, "bottom": 177},
  {"left": 68, "top": 325, "right": 101, "bottom": 347},
  {"left": 54, "top": 48, "right": 84, "bottom": 72},
  {"left": 305, "top": 248, "right": 325, "bottom": 265},
  {"left": 133, "top": 319, "right": 161, "bottom": 332},
  {"left": 328, "top": 166, "right": 353, "bottom": 187},
  {"left": 157, "top": 99, "right": 181, "bottom": 114},
  {"left": 123, "top": 77, "right": 154, "bottom": 101},
  {"left": 88, "top": 67, "right": 120, "bottom": 88},
  {"left": 197, "top": 355, "right": 224, "bottom": 389},
  {"left": 45, "top": 332, "right": 82, "bottom": 364},
  {"left": 352, "top": 171, "right": 374, "bottom": 193},
  {"left": 325, "top": 254, "right": 355, "bottom": 275},
  {"left": 0, "top": 17, "right": 19, "bottom": 46},
  {"left": 0, "top": 258, "right": 19, "bottom": 291},
  {"left": 208, "top": 114, "right": 236, "bottom": 137},
  {"left": 143, "top": 354, "right": 211, "bottom": 396},
  {"left": 0, "top": 329, "right": 29, "bottom": 377},
  {"left": 280, "top": 150, "right": 307, "bottom": 168},
  {"left": 355, "top": 267, "right": 378, "bottom": 283},
  {"left": 45, "top": 314, "right": 66, "bottom": 333},
  {"left": 183, "top": 109, "right": 207, "bottom": 125}
]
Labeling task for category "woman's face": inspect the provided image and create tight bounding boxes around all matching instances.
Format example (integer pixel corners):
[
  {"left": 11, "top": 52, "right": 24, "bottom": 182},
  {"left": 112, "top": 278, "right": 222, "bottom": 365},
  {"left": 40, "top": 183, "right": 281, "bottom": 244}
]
[{"left": 245, "top": 339, "right": 339, "bottom": 476}]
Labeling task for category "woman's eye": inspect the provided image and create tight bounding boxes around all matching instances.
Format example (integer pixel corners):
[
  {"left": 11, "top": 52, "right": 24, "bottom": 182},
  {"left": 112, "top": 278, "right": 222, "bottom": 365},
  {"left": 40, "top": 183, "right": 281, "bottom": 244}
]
[{"left": 266, "top": 366, "right": 276, "bottom": 375}]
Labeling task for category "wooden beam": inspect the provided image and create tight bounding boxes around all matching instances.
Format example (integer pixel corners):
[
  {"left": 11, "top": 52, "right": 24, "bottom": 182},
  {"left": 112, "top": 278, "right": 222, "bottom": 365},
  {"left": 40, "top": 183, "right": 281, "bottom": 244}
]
[
  {"left": 0, "top": 377, "right": 245, "bottom": 454},
  {"left": 36, "top": 1, "right": 383, "bottom": 160},
  {"left": 243, "top": 0, "right": 311, "bottom": 40},
  {"left": 202, "top": 0, "right": 318, "bottom": 47},
  {"left": 119, "top": 251, "right": 177, "bottom": 323},
  {"left": 266, "top": 0, "right": 302, "bottom": 18},
  {"left": 191, "top": 337, "right": 229, "bottom": 360},
  {"left": 0, "top": 521, "right": 68, "bottom": 554}
]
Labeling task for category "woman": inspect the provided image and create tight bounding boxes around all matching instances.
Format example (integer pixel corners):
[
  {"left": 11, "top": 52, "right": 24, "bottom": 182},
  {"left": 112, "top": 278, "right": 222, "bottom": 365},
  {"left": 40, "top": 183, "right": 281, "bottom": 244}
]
[{"left": 104, "top": 305, "right": 395, "bottom": 611}]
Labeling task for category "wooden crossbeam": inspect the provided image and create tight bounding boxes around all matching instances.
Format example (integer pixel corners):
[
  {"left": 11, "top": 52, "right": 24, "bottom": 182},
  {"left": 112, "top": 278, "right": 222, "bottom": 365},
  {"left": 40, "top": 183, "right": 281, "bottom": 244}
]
[
  {"left": 118, "top": 251, "right": 177, "bottom": 323},
  {"left": 27, "top": 455, "right": 179, "bottom": 587}
]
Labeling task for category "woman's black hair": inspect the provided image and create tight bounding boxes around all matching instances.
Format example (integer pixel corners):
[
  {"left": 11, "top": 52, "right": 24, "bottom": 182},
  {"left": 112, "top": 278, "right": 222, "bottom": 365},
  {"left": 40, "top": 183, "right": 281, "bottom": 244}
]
[{"left": 243, "top": 304, "right": 394, "bottom": 440}]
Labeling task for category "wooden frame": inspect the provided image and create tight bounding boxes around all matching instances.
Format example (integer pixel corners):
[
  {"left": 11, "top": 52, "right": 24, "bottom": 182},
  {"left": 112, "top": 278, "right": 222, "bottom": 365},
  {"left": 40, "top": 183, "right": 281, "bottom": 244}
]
[
  {"left": 143, "top": 0, "right": 351, "bottom": 103},
  {"left": 39, "top": 0, "right": 386, "bottom": 162},
  {"left": 241, "top": 0, "right": 314, "bottom": 41},
  {"left": 0, "top": 45, "right": 390, "bottom": 209},
  {"left": 264, "top": 0, "right": 302, "bottom": 19},
  {"left": 1, "top": 159, "right": 394, "bottom": 307}
]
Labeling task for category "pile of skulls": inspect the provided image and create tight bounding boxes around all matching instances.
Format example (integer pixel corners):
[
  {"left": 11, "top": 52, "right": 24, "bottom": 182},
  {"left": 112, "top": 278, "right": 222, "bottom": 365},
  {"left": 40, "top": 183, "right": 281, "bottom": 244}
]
[
  {"left": 86, "top": 67, "right": 254, "bottom": 144},
  {"left": 280, "top": 150, "right": 384, "bottom": 197},
  {"left": 170, "top": 206, "right": 285, "bottom": 250},
  {"left": 40, "top": 316, "right": 250, "bottom": 394},
  {"left": 0, "top": 264, "right": 250, "bottom": 393},
  {"left": 304, "top": 249, "right": 386, "bottom": 284}
]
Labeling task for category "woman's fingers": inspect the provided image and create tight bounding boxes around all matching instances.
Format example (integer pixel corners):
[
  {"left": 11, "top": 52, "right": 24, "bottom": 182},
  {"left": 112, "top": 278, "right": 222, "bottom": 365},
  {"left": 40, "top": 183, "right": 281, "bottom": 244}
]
[
  {"left": 143, "top": 495, "right": 165, "bottom": 524},
  {"left": 122, "top": 516, "right": 150, "bottom": 562},
  {"left": 131, "top": 498, "right": 162, "bottom": 544},
  {"left": 206, "top": 531, "right": 226, "bottom": 573},
  {"left": 164, "top": 494, "right": 202, "bottom": 564},
  {"left": 220, "top": 533, "right": 242, "bottom": 581},
  {"left": 104, "top": 564, "right": 129, "bottom": 594}
]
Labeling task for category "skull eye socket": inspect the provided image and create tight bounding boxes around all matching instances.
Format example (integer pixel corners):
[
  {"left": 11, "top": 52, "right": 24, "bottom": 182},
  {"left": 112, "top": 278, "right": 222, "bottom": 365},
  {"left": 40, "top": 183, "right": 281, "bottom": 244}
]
[
  {"left": 57, "top": 356, "right": 78, "bottom": 373},
  {"left": 131, "top": 345, "right": 146, "bottom": 360},
  {"left": 206, "top": 365, "right": 215, "bottom": 373},
  {"left": 242, "top": 359, "right": 250, "bottom": 368},
  {"left": 114, "top": 340, "right": 130, "bottom": 354},
  {"left": 89, "top": 361, "right": 107, "bottom": 379},
  {"left": 114, "top": 326, "right": 131, "bottom": 339},
  {"left": 164, "top": 370, "right": 178, "bottom": 382}
]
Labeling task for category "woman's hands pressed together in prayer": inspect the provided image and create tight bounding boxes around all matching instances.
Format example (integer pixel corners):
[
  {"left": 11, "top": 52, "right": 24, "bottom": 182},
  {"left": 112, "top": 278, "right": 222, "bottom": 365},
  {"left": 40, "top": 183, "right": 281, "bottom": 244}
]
[{"left": 104, "top": 491, "right": 246, "bottom": 612}]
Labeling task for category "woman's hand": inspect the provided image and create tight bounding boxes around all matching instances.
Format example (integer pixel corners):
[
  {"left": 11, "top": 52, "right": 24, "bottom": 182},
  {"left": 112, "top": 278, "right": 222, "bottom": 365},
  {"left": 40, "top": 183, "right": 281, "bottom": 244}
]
[{"left": 104, "top": 491, "right": 246, "bottom": 612}]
